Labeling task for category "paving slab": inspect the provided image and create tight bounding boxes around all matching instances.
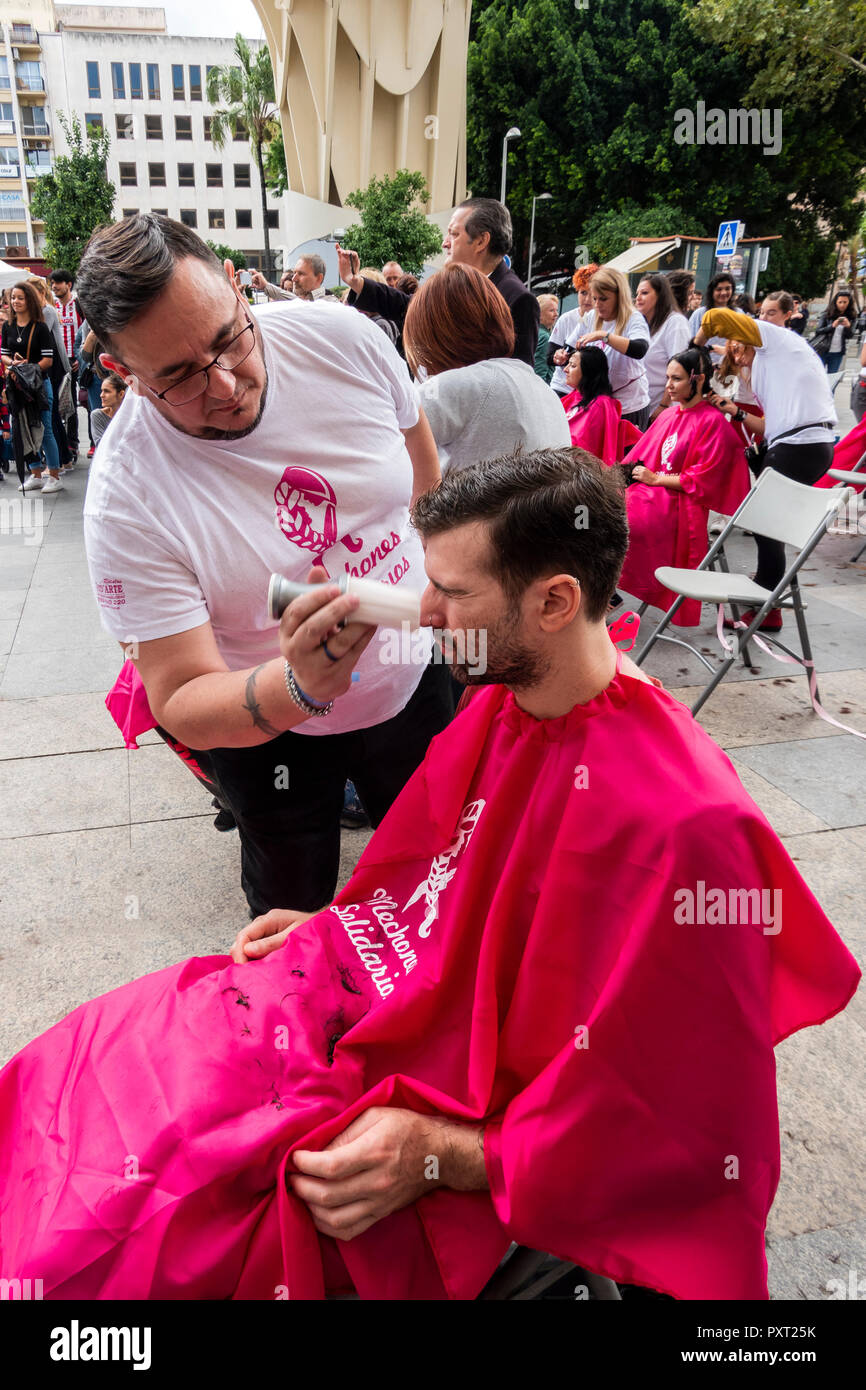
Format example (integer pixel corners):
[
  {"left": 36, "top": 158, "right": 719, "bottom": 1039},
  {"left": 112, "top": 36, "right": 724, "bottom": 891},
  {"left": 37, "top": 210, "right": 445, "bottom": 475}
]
[
  {"left": 0, "top": 689, "right": 131, "bottom": 761},
  {"left": 736, "top": 735, "right": 866, "bottom": 828},
  {"left": 0, "top": 641, "right": 123, "bottom": 699},
  {"left": 0, "top": 747, "right": 129, "bottom": 839},
  {"left": 767, "top": 1219, "right": 866, "bottom": 1301}
]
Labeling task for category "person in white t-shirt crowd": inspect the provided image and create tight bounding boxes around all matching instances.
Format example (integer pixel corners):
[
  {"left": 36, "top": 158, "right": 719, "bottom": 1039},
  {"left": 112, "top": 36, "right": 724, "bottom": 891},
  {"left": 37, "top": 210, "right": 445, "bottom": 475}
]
[
  {"left": 77, "top": 214, "right": 450, "bottom": 917},
  {"left": 574, "top": 267, "right": 651, "bottom": 429},
  {"left": 694, "top": 307, "right": 837, "bottom": 632},
  {"left": 547, "top": 262, "right": 600, "bottom": 396},
  {"left": 634, "top": 273, "right": 690, "bottom": 418}
]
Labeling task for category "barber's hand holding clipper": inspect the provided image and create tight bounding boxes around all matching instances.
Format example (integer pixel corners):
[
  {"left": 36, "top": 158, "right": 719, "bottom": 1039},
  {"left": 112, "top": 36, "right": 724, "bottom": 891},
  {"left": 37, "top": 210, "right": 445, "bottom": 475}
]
[{"left": 280, "top": 566, "right": 377, "bottom": 710}]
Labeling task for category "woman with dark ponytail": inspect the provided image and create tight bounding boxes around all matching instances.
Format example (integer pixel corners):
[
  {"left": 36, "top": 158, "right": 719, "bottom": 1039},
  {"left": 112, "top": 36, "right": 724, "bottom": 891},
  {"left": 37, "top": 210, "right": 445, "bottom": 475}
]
[{"left": 616, "top": 344, "right": 750, "bottom": 625}]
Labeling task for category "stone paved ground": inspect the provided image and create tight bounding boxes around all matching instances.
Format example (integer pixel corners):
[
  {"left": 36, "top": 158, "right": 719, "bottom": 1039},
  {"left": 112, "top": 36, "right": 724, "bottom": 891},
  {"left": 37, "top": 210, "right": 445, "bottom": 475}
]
[{"left": 0, "top": 351, "right": 863, "bottom": 1300}]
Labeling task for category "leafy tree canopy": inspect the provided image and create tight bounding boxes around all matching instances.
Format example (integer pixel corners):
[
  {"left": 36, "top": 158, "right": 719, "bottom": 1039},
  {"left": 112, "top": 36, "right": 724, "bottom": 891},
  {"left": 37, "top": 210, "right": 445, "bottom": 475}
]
[
  {"left": 207, "top": 241, "right": 248, "bottom": 269},
  {"left": 467, "top": 0, "right": 866, "bottom": 295},
  {"left": 339, "top": 170, "right": 443, "bottom": 274},
  {"left": 690, "top": 0, "right": 866, "bottom": 108},
  {"left": 264, "top": 125, "right": 288, "bottom": 198},
  {"left": 29, "top": 113, "right": 114, "bottom": 274}
]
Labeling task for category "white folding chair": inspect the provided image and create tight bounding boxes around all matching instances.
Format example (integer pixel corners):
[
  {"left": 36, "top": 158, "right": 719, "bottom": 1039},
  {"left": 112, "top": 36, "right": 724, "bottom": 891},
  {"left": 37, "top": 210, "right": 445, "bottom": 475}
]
[{"left": 634, "top": 470, "right": 854, "bottom": 714}]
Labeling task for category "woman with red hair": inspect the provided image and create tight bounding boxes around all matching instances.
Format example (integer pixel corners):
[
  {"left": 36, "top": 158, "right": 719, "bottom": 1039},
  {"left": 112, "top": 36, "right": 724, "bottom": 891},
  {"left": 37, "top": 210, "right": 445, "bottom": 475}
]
[
  {"left": 546, "top": 262, "right": 600, "bottom": 396},
  {"left": 403, "top": 263, "right": 570, "bottom": 475}
]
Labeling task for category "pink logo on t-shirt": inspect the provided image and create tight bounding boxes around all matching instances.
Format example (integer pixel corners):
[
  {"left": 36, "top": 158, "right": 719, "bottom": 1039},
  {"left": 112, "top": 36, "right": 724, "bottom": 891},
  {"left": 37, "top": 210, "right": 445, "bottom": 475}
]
[{"left": 274, "top": 466, "right": 338, "bottom": 568}]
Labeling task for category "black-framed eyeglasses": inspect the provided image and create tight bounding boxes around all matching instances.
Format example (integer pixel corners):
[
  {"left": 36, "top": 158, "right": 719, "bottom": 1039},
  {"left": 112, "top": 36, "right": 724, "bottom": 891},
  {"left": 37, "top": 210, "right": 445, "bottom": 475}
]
[{"left": 145, "top": 307, "right": 257, "bottom": 406}]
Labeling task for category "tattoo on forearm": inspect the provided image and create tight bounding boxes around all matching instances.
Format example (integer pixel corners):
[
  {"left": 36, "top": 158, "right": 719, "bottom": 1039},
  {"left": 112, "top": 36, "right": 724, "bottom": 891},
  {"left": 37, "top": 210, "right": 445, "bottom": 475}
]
[{"left": 243, "top": 664, "right": 281, "bottom": 738}]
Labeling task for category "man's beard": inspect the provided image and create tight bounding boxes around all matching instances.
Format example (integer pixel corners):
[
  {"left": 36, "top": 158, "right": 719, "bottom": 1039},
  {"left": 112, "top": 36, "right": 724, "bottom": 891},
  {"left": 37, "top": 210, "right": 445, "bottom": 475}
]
[
  {"left": 449, "top": 604, "right": 550, "bottom": 689},
  {"left": 194, "top": 368, "right": 269, "bottom": 441}
]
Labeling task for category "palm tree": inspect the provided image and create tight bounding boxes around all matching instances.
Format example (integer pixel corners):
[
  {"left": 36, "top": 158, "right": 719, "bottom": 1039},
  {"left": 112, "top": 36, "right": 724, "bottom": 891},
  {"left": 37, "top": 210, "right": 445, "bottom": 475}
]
[{"left": 206, "top": 34, "right": 279, "bottom": 279}]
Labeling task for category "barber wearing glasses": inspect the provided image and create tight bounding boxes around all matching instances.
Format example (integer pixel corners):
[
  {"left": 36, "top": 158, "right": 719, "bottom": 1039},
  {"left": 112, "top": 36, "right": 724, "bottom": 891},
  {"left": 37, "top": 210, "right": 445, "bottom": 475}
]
[{"left": 80, "top": 215, "right": 447, "bottom": 917}]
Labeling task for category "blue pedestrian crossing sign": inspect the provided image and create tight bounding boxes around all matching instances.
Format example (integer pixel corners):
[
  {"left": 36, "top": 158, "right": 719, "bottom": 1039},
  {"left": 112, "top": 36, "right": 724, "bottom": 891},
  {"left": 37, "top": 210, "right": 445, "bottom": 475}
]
[{"left": 715, "top": 220, "right": 739, "bottom": 257}]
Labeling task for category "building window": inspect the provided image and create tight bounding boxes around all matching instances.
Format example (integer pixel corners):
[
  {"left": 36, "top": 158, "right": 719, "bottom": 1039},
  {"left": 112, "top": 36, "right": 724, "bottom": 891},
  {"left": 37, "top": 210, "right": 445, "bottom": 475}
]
[
  {"left": 86, "top": 61, "right": 100, "bottom": 99},
  {"left": 189, "top": 65, "right": 201, "bottom": 101},
  {"left": 151, "top": 208, "right": 168, "bottom": 216},
  {"left": 21, "top": 104, "right": 47, "bottom": 136},
  {"left": 85, "top": 112, "right": 103, "bottom": 133},
  {"left": 177, "top": 162, "right": 194, "bottom": 187},
  {"left": 233, "top": 163, "right": 250, "bottom": 188},
  {"left": 206, "top": 163, "right": 222, "bottom": 187},
  {"left": 129, "top": 63, "right": 143, "bottom": 99},
  {"left": 172, "top": 64, "right": 184, "bottom": 100},
  {"left": 145, "top": 114, "right": 162, "bottom": 139},
  {"left": 175, "top": 115, "right": 192, "bottom": 140},
  {"left": 0, "top": 147, "right": 20, "bottom": 174},
  {"left": 119, "top": 162, "right": 137, "bottom": 186},
  {"left": 203, "top": 116, "right": 212, "bottom": 141},
  {"left": 180, "top": 208, "right": 197, "bottom": 227},
  {"left": 15, "top": 61, "right": 44, "bottom": 91},
  {"left": 266, "top": 210, "right": 279, "bottom": 229},
  {"left": 122, "top": 208, "right": 137, "bottom": 218},
  {"left": 208, "top": 209, "right": 226, "bottom": 230},
  {"left": 148, "top": 162, "right": 166, "bottom": 187},
  {"left": 111, "top": 62, "right": 125, "bottom": 99},
  {"left": 147, "top": 63, "right": 160, "bottom": 100},
  {"left": 115, "top": 113, "right": 133, "bottom": 140},
  {"left": 234, "top": 118, "right": 248, "bottom": 141},
  {"left": 236, "top": 209, "right": 252, "bottom": 230}
]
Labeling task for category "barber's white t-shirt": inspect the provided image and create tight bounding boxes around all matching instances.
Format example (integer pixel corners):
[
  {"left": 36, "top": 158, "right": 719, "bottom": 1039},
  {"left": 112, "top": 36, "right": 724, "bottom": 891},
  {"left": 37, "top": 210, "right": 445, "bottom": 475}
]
[
  {"left": 548, "top": 307, "right": 593, "bottom": 394},
  {"left": 749, "top": 320, "right": 838, "bottom": 447},
  {"left": 84, "top": 299, "right": 430, "bottom": 737}
]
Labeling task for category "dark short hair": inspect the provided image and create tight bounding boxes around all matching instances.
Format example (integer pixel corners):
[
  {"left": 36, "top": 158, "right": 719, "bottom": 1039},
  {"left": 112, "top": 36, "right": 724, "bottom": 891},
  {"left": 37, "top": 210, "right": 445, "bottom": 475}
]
[
  {"left": 297, "top": 253, "right": 325, "bottom": 280},
  {"left": 703, "top": 271, "right": 735, "bottom": 308},
  {"left": 403, "top": 262, "right": 515, "bottom": 375},
  {"left": 569, "top": 345, "right": 613, "bottom": 406},
  {"left": 11, "top": 281, "right": 44, "bottom": 323},
  {"left": 76, "top": 214, "right": 221, "bottom": 347},
  {"left": 763, "top": 290, "right": 793, "bottom": 314},
  {"left": 456, "top": 197, "right": 512, "bottom": 258},
  {"left": 396, "top": 272, "right": 419, "bottom": 296},
  {"left": 50, "top": 268, "right": 73, "bottom": 286},
  {"left": 411, "top": 448, "right": 628, "bottom": 621}
]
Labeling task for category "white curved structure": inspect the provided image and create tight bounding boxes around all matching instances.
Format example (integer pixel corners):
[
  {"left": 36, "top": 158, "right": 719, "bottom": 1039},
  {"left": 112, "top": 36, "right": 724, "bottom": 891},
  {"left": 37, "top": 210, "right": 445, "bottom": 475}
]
[{"left": 253, "top": 0, "right": 471, "bottom": 222}]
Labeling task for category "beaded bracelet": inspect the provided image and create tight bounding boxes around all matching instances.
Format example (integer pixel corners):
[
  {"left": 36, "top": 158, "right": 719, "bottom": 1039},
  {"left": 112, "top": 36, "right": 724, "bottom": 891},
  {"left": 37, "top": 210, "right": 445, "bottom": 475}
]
[{"left": 284, "top": 661, "right": 333, "bottom": 717}]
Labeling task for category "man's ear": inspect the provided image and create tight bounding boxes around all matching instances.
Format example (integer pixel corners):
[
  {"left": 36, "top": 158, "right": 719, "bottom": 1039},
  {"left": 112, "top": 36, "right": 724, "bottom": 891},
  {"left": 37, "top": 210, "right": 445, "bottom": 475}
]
[{"left": 100, "top": 353, "right": 131, "bottom": 383}]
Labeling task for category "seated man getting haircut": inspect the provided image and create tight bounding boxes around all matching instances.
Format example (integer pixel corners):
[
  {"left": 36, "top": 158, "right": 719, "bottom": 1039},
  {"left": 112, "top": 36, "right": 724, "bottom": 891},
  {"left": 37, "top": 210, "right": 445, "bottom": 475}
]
[{"left": 0, "top": 450, "right": 857, "bottom": 1301}]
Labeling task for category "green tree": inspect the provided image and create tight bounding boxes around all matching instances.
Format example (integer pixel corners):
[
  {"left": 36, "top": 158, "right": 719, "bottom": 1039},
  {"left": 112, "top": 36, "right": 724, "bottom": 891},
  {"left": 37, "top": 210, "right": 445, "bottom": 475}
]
[
  {"left": 29, "top": 112, "right": 114, "bottom": 273},
  {"left": 690, "top": 0, "right": 866, "bottom": 108},
  {"left": 207, "top": 241, "right": 248, "bottom": 269},
  {"left": 582, "top": 200, "right": 707, "bottom": 265},
  {"left": 340, "top": 170, "right": 443, "bottom": 274},
  {"left": 264, "top": 125, "right": 288, "bottom": 198},
  {"left": 206, "top": 34, "right": 279, "bottom": 277},
  {"left": 466, "top": 0, "right": 866, "bottom": 296}
]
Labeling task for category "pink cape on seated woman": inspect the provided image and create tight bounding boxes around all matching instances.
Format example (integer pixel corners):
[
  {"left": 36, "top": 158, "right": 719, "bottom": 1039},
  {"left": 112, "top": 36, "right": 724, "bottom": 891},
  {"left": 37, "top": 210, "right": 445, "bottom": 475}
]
[
  {"left": 814, "top": 415, "right": 866, "bottom": 494},
  {"left": 619, "top": 400, "right": 751, "bottom": 627},
  {"left": 561, "top": 389, "right": 643, "bottom": 464},
  {"left": 0, "top": 669, "right": 858, "bottom": 1300}
]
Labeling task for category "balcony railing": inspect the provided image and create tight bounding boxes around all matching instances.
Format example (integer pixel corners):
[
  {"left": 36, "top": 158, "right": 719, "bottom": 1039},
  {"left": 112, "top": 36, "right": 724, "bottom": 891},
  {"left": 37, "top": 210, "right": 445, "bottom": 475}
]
[
  {"left": 25, "top": 160, "right": 51, "bottom": 177},
  {"left": 0, "top": 204, "right": 26, "bottom": 221},
  {"left": 11, "top": 26, "right": 39, "bottom": 44},
  {"left": 22, "top": 123, "right": 49, "bottom": 138},
  {"left": 0, "top": 120, "right": 14, "bottom": 135},
  {"left": 16, "top": 76, "right": 45, "bottom": 93},
  {"left": 0, "top": 165, "right": 20, "bottom": 178}
]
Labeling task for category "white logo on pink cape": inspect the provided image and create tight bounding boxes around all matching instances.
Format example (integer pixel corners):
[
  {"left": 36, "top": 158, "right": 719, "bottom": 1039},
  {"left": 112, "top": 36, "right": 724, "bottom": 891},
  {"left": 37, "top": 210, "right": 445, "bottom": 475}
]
[{"left": 403, "top": 799, "right": 486, "bottom": 938}]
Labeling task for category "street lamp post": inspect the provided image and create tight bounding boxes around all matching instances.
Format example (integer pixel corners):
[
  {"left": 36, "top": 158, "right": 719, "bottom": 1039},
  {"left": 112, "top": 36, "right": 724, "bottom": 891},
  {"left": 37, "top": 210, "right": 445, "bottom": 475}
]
[
  {"left": 500, "top": 126, "right": 521, "bottom": 205},
  {"left": 527, "top": 192, "right": 552, "bottom": 288}
]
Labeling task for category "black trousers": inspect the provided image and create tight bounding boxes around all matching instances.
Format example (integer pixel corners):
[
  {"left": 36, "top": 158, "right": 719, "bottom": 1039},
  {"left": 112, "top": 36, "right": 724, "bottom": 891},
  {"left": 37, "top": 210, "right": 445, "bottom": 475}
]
[
  {"left": 752, "top": 440, "right": 835, "bottom": 591},
  {"left": 192, "top": 660, "right": 455, "bottom": 917}
]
